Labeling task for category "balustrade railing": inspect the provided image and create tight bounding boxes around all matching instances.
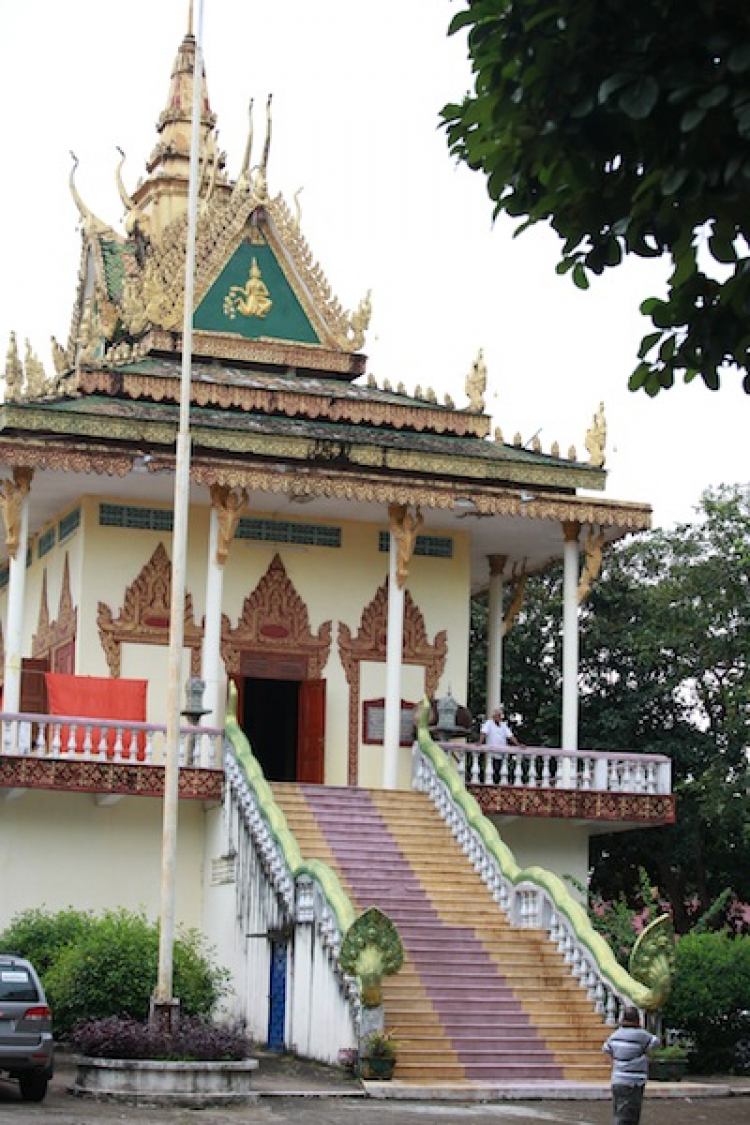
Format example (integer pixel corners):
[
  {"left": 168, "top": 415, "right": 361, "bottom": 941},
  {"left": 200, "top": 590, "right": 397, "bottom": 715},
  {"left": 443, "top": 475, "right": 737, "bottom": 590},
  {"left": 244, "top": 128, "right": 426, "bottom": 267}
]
[
  {"left": 414, "top": 738, "right": 656, "bottom": 1024},
  {"left": 0, "top": 711, "right": 223, "bottom": 769},
  {"left": 444, "top": 742, "right": 671, "bottom": 795}
]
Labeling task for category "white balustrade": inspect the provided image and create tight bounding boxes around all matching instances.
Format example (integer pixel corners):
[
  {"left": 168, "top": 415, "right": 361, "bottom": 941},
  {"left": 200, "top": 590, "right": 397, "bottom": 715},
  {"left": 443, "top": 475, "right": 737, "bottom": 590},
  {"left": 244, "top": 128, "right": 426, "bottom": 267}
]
[
  {"left": 414, "top": 744, "right": 630, "bottom": 1026},
  {"left": 0, "top": 711, "right": 223, "bottom": 769},
  {"left": 441, "top": 742, "right": 672, "bottom": 796}
]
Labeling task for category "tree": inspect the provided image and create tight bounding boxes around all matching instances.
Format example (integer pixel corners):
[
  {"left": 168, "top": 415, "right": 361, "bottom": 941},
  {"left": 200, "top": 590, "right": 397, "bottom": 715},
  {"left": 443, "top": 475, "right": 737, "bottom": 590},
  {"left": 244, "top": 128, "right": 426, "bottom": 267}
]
[{"left": 442, "top": 1, "right": 750, "bottom": 396}]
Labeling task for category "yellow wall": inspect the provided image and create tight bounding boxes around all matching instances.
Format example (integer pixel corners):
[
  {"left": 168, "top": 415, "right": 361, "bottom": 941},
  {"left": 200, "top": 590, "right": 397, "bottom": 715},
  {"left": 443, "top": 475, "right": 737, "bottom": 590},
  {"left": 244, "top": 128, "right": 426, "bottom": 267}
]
[{"left": 4, "top": 496, "right": 471, "bottom": 789}]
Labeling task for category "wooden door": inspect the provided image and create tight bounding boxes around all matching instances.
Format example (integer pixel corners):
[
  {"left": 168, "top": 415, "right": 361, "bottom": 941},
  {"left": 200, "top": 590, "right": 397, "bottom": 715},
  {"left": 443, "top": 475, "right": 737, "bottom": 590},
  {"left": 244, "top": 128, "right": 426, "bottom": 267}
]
[
  {"left": 20, "top": 658, "right": 49, "bottom": 715},
  {"left": 296, "top": 679, "right": 325, "bottom": 784}
]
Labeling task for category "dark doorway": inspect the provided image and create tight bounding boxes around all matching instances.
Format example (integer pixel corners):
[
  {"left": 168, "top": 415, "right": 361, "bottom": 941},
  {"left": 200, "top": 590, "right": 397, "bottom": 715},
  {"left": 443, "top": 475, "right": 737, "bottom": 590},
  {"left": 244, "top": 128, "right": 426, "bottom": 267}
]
[{"left": 242, "top": 678, "right": 299, "bottom": 782}]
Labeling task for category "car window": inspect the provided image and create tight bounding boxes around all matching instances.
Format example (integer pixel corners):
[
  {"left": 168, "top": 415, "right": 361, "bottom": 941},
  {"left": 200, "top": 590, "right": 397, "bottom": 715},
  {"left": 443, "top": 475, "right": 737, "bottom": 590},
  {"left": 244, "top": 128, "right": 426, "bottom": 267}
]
[{"left": 0, "top": 968, "right": 39, "bottom": 1002}]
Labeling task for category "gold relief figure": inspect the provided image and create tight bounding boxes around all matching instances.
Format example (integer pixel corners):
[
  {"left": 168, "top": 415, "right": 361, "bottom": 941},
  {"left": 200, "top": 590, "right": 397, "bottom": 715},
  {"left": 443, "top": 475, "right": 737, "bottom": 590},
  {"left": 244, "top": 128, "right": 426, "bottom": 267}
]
[
  {"left": 223, "top": 258, "right": 273, "bottom": 320},
  {"left": 212, "top": 483, "right": 248, "bottom": 565},
  {"left": 0, "top": 467, "right": 33, "bottom": 559},
  {"left": 389, "top": 503, "right": 423, "bottom": 589},
  {"left": 578, "top": 525, "right": 606, "bottom": 603},
  {"left": 465, "top": 348, "right": 487, "bottom": 412},
  {"left": 585, "top": 401, "right": 607, "bottom": 467}
]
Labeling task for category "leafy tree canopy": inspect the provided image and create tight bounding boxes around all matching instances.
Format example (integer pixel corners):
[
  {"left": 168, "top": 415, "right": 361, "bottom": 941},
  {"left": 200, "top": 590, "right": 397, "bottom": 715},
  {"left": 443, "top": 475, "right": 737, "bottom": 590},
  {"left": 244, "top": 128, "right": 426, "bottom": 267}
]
[{"left": 443, "top": 1, "right": 750, "bottom": 395}]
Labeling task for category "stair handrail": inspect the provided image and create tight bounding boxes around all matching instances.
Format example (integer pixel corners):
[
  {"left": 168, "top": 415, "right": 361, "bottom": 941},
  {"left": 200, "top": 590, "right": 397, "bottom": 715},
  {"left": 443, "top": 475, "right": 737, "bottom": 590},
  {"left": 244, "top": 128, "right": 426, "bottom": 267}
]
[
  {"left": 412, "top": 700, "right": 672, "bottom": 1021},
  {"left": 224, "top": 686, "right": 356, "bottom": 974}
]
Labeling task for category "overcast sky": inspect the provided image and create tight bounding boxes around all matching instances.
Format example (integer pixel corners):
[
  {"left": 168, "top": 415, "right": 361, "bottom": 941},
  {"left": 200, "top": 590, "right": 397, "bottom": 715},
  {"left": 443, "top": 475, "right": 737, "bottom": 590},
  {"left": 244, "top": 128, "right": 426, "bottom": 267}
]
[{"left": 1, "top": 0, "right": 746, "bottom": 529}]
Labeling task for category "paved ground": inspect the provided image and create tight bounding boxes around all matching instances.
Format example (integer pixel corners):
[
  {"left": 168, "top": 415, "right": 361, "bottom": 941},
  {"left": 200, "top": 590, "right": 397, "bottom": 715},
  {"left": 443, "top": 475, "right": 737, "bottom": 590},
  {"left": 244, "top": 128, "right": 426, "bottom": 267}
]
[{"left": 0, "top": 1051, "right": 747, "bottom": 1125}]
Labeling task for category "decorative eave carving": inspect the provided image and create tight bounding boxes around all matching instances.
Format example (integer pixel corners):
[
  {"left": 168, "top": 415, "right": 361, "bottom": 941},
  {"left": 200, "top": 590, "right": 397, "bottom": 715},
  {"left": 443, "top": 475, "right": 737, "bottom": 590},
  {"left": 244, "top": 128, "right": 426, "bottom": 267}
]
[
  {"left": 96, "top": 543, "right": 202, "bottom": 677},
  {"left": 72, "top": 366, "right": 490, "bottom": 437},
  {"left": 220, "top": 553, "right": 331, "bottom": 677}
]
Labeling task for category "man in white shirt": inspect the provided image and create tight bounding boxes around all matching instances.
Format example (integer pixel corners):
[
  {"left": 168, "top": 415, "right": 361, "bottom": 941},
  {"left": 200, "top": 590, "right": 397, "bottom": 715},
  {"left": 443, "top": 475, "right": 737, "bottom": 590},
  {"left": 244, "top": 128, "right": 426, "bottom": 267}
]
[{"left": 478, "top": 707, "right": 523, "bottom": 748}]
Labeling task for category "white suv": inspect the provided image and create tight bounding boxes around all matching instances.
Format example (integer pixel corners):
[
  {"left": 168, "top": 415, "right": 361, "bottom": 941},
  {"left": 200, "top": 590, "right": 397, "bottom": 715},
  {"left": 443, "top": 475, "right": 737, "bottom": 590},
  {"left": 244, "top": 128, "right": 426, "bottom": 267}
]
[{"left": 0, "top": 955, "right": 54, "bottom": 1101}]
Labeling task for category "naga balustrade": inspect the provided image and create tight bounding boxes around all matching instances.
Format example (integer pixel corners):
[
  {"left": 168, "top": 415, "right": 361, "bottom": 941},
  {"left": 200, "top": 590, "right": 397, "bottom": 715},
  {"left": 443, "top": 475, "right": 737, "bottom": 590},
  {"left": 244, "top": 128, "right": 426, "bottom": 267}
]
[
  {"left": 443, "top": 742, "right": 672, "bottom": 795},
  {"left": 414, "top": 743, "right": 646, "bottom": 1024},
  {"left": 0, "top": 710, "right": 223, "bottom": 769}
]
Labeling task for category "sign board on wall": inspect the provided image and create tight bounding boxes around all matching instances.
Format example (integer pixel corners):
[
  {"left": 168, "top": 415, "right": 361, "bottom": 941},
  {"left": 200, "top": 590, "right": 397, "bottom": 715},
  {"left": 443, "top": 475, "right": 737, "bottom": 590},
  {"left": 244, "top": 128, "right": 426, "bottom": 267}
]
[{"left": 363, "top": 698, "right": 416, "bottom": 747}]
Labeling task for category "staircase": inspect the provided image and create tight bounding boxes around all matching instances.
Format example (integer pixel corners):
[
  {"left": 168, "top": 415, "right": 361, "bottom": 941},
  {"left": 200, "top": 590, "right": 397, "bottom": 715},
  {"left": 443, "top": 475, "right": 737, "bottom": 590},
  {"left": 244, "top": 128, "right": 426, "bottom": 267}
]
[{"left": 271, "top": 783, "right": 611, "bottom": 1084}]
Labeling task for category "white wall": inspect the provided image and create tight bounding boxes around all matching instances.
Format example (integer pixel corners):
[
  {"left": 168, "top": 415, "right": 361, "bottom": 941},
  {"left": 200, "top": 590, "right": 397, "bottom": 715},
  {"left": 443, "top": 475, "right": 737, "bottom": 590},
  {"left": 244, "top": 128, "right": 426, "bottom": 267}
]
[{"left": 492, "top": 816, "right": 591, "bottom": 897}]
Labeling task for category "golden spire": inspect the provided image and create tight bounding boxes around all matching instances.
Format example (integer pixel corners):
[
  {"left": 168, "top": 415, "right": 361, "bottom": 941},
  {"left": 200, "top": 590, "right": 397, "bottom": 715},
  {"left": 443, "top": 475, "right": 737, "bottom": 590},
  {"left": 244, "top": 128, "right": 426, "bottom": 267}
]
[{"left": 133, "top": 23, "right": 224, "bottom": 239}]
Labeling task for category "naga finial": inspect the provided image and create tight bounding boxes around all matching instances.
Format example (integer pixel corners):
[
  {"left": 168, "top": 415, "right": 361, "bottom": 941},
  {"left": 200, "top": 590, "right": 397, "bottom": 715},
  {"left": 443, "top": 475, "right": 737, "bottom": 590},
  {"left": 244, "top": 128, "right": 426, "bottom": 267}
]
[
  {"left": 69, "top": 152, "right": 110, "bottom": 235},
  {"left": 115, "top": 147, "right": 151, "bottom": 244},
  {"left": 585, "top": 401, "right": 607, "bottom": 467}
]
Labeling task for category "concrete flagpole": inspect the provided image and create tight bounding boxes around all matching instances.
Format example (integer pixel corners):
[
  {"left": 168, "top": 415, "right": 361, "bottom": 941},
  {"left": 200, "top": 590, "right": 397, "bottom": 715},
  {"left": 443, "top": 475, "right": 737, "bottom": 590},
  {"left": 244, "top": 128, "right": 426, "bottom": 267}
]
[{"left": 154, "top": 0, "right": 205, "bottom": 1021}]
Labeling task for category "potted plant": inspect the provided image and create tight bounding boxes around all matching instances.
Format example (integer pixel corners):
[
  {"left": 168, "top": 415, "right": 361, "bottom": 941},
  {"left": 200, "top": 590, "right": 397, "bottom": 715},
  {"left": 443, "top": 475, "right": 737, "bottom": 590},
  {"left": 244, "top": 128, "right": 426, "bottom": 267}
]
[
  {"left": 649, "top": 1043, "right": 690, "bottom": 1082},
  {"left": 360, "top": 1029, "right": 398, "bottom": 1080}
]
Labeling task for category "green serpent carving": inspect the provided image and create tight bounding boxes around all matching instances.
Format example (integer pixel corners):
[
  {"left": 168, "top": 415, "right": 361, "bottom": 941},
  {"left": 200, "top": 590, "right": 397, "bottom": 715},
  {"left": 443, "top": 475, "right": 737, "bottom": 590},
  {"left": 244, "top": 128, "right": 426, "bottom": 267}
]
[
  {"left": 339, "top": 907, "right": 404, "bottom": 1007},
  {"left": 415, "top": 698, "right": 674, "bottom": 1011}
]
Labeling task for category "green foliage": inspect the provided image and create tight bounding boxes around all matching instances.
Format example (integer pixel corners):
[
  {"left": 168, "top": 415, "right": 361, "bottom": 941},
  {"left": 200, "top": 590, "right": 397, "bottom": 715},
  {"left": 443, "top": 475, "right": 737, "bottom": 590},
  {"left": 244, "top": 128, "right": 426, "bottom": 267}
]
[
  {"left": 0, "top": 908, "right": 230, "bottom": 1036},
  {"left": 443, "top": 1, "right": 750, "bottom": 395},
  {"left": 663, "top": 932, "right": 750, "bottom": 1072},
  {"left": 0, "top": 907, "right": 94, "bottom": 977}
]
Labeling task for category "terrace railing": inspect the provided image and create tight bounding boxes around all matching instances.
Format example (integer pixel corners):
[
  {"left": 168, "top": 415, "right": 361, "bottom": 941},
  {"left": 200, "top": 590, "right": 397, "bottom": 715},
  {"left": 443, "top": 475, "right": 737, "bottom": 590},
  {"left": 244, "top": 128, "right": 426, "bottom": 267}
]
[
  {"left": 444, "top": 742, "right": 672, "bottom": 795},
  {"left": 0, "top": 711, "right": 223, "bottom": 770}
]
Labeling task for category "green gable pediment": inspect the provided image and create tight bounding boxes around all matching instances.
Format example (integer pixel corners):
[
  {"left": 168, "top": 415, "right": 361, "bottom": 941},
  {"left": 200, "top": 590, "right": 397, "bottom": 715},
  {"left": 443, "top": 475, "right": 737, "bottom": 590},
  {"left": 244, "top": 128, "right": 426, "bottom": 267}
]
[{"left": 194, "top": 238, "right": 320, "bottom": 345}]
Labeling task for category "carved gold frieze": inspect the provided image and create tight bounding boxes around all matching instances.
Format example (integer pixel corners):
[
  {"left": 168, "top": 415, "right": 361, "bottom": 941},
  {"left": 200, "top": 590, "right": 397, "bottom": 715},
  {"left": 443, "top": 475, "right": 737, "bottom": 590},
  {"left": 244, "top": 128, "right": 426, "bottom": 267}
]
[
  {"left": 0, "top": 441, "right": 131, "bottom": 478},
  {"left": 338, "top": 578, "right": 447, "bottom": 784},
  {"left": 96, "top": 543, "right": 202, "bottom": 677},
  {"left": 223, "top": 258, "right": 272, "bottom": 320},
  {"left": 220, "top": 553, "right": 331, "bottom": 677},
  {"left": 151, "top": 328, "right": 367, "bottom": 376}
]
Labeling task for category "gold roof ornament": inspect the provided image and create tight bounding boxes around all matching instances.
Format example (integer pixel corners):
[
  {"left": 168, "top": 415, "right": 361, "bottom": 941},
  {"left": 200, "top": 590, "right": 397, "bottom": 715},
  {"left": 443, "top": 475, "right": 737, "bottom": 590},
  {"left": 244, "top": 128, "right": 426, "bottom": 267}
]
[
  {"left": 68, "top": 153, "right": 113, "bottom": 237},
  {"left": 4, "top": 333, "right": 23, "bottom": 402},
  {"left": 585, "top": 402, "right": 607, "bottom": 468},
  {"left": 494, "top": 426, "right": 503, "bottom": 443},
  {"left": 465, "top": 347, "right": 487, "bottom": 413}
]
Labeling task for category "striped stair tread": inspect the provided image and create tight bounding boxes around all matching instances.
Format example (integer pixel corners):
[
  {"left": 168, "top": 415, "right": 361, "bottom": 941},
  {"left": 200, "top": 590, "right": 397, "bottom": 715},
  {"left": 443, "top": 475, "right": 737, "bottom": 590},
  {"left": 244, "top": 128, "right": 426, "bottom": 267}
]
[{"left": 271, "top": 783, "right": 611, "bottom": 1084}]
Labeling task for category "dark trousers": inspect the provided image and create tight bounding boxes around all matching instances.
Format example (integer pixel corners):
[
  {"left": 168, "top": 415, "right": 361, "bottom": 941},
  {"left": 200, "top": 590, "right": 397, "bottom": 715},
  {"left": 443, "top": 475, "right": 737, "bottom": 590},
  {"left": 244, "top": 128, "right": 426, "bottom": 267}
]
[{"left": 612, "top": 1083, "right": 646, "bottom": 1125}]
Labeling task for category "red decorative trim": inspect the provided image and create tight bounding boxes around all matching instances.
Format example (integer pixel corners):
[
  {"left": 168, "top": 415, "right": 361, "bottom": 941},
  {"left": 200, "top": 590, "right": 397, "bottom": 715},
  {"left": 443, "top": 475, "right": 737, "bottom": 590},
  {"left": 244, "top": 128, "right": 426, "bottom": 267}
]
[
  {"left": 0, "top": 756, "right": 223, "bottom": 802},
  {"left": 469, "top": 785, "right": 675, "bottom": 824}
]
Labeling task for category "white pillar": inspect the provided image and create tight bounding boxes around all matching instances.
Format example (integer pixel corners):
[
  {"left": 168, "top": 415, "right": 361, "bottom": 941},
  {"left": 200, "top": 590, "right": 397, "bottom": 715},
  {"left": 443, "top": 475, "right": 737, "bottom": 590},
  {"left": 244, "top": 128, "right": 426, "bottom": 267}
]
[
  {"left": 201, "top": 503, "right": 226, "bottom": 726},
  {"left": 2, "top": 473, "right": 32, "bottom": 714},
  {"left": 561, "top": 521, "right": 580, "bottom": 751},
  {"left": 486, "top": 554, "right": 506, "bottom": 712},
  {"left": 383, "top": 535, "right": 405, "bottom": 789}
]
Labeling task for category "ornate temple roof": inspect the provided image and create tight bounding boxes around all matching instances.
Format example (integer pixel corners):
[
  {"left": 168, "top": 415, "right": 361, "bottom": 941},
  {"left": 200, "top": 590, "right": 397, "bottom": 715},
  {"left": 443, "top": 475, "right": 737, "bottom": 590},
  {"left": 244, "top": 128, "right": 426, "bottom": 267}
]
[{"left": 0, "top": 14, "right": 651, "bottom": 571}]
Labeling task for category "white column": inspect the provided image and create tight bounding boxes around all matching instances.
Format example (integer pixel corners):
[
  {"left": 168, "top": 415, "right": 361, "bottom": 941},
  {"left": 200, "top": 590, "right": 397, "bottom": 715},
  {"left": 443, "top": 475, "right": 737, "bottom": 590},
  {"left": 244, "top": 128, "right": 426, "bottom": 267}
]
[
  {"left": 561, "top": 521, "right": 581, "bottom": 751},
  {"left": 383, "top": 534, "right": 405, "bottom": 790},
  {"left": 2, "top": 471, "right": 32, "bottom": 714},
  {"left": 486, "top": 554, "right": 506, "bottom": 712},
  {"left": 201, "top": 503, "right": 225, "bottom": 726}
]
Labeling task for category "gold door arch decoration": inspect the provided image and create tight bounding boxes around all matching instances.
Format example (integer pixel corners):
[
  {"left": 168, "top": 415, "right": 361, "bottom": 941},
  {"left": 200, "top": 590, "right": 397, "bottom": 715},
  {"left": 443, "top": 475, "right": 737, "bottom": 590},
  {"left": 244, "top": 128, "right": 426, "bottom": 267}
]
[
  {"left": 221, "top": 553, "right": 332, "bottom": 679},
  {"left": 338, "top": 576, "right": 447, "bottom": 785},
  {"left": 32, "top": 553, "right": 78, "bottom": 671},
  {"left": 96, "top": 542, "right": 203, "bottom": 678}
]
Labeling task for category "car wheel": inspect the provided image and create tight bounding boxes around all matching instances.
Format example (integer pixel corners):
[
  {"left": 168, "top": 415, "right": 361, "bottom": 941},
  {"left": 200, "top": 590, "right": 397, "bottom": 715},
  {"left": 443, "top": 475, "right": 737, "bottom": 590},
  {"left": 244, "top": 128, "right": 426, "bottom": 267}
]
[{"left": 18, "top": 1073, "right": 48, "bottom": 1102}]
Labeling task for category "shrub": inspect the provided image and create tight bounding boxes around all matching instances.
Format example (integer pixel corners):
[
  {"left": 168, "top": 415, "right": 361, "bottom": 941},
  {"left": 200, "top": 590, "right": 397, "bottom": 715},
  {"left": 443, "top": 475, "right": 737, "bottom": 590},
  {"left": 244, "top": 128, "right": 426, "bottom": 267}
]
[
  {"left": 0, "top": 907, "right": 94, "bottom": 977},
  {"left": 1, "top": 907, "right": 230, "bottom": 1036},
  {"left": 663, "top": 931, "right": 750, "bottom": 1074},
  {"left": 69, "top": 1016, "right": 249, "bottom": 1061}
]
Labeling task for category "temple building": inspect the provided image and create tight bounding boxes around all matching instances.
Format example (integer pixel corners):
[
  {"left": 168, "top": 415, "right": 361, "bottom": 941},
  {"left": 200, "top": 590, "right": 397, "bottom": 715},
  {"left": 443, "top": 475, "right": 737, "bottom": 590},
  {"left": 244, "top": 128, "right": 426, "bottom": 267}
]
[{"left": 0, "top": 15, "right": 674, "bottom": 1084}]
